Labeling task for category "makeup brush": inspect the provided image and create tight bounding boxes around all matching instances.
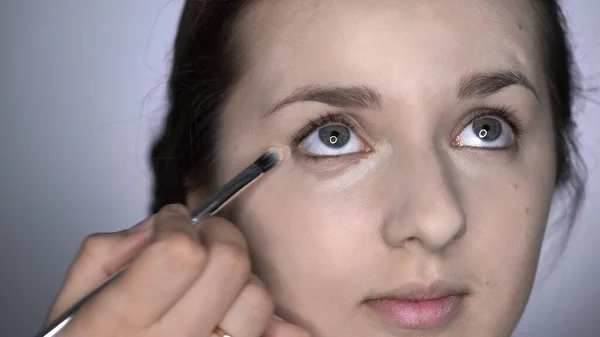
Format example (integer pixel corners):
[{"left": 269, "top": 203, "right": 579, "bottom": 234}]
[
  {"left": 190, "top": 147, "right": 284, "bottom": 221},
  {"left": 35, "top": 147, "right": 285, "bottom": 337}
]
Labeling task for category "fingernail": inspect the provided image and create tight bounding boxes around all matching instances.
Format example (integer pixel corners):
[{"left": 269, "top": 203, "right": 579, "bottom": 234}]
[
  {"left": 273, "top": 315, "right": 287, "bottom": 322},
  {"left": 128, "top": 217, "right": 153, "bottom": 233},
  {"left": 249, "top": 273, "right": 266, "bottom": 286}
]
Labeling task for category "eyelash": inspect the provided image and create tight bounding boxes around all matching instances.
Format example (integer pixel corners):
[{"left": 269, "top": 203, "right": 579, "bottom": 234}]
[
  {"left": 291, "top": 113, "right": 363, "bottom": 147},
  {"left": 290, "top": 113, "right": 367, "bottom": 163},
  {"left": 464, "top": 105, "right": 524, "bottom": 135},
  {"left": 291, "top": 106, "right": 525, "bottom": 155}
]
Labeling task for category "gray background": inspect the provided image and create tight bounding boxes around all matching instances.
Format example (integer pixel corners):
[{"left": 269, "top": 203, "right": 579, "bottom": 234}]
[{"left": 0, "top": 1, "right": 598, "bottom": 336}]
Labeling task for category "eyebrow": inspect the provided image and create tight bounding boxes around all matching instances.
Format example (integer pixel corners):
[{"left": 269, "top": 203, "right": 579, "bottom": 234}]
[
  {"left": 261, "top": 85, "right": 382, "bottom": 119},
  {"left": 458, "top": 69, "right": 538, "bottom": 101},
  {"left": 261, "top": 69, "right": 537, "bottom": 119}
]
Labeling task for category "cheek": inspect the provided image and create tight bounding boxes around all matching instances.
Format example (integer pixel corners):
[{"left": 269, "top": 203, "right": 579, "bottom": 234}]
[
  {"left": 463, "top": 177, "right": 551, "bottom": 279},
  {"left": 460, "top": 104, "right": 555, "bottom": 265},
  {"left": 232, "top": 168, "right": 376, "bottom": 272},
  {"left": 228, "top": 160, "right": 385, "bottom": 309},
  {"left": 456, "top": 127, "right": 556, "bottom": 313}
]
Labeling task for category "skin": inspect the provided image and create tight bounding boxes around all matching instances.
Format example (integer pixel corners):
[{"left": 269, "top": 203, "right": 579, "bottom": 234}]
[
  {"left": 46, "top": 207, "right": 311, "bottom": 337},
  {"left": 186, "top": 0, "right": 558, "bottom": 336}
]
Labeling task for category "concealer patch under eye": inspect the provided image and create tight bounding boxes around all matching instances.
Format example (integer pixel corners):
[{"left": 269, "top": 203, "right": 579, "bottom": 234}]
[{"left": 304, "top": 142, "right": 393, "bottom": 194}]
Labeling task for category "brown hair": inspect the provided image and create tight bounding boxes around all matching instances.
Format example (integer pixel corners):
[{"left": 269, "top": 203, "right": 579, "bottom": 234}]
[{"left": 149, "top": 0, "right": 586, "bottom": 229}]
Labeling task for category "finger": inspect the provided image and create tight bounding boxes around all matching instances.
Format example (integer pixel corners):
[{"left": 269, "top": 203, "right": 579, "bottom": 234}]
[
  {"left": 152, "top": 204, "right": 198, "bottom": 242},
  {"left": 44, "top": 216, "right": 154, "bottom": 326},
  {"left": 74, "top": 204, "right": 209, "bottom": 329},
  {"left": 217, "top": 275, "right": 274, "bottom": 337},
  {"left": 263, "top": 318, "right": 312, "bottom": 337},
  {"left": 160, "top": 216, "right": 251, "bottom": 336}
]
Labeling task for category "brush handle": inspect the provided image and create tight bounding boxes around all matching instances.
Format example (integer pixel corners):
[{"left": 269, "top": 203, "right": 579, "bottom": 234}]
[
  {"left": 34, "top": 270, "right": 123, "bottom": 337},
  {"left": 33, "top": 154, "right": 272, "bottom": 337},
  {"left": 190, "top": 164, "right": 262, "bottom": 222}
]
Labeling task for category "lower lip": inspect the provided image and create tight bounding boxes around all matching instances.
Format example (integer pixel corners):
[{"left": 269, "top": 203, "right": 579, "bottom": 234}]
[{"left": 366, "top": 295, "right": 463, "bottom": 329}]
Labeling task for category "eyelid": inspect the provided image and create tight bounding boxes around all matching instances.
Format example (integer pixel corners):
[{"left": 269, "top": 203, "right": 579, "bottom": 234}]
[
  {"left": 452, "top": 106, "right": 524, "bottom": 140},
  {"left": 451, "top": 105, "right": 524, "bottom": 149},
  {"left": 290, "top": 113, "right": 374, "bottom": 150}
]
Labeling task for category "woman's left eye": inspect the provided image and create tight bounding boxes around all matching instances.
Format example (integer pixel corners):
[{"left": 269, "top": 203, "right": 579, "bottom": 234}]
[
  {"left": 456, "top": 116, "right": 515, "bottom": 149},
  {"left": 299, "top": 123, "right": 367, "bottom": 156}
]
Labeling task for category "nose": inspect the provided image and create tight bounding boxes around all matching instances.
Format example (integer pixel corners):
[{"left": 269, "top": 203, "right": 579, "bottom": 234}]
[{"left": 382, "top": 148, "right": 466, "bottom": 252}]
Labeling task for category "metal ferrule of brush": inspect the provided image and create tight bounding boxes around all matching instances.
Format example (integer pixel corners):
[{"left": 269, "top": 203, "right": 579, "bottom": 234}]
[
  {"left": 34, "top": 148, "right": 281, "bottom": 337},
  {"left": 35, "top": 165, "right": 264, "bottom": 337}
]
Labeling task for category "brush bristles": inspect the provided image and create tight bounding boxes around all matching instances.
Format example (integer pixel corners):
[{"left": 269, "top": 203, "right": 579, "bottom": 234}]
[{"left": 254, "top": 147, "right": 284, "bottom": 172}]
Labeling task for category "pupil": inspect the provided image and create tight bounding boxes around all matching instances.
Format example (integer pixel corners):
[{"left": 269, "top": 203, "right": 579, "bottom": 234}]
[
  {"left": 473, "top": 118, "right": 501, "bottom": 141},
  {"left": 318, "top": 125, "right": 350, "bottom": 148}
]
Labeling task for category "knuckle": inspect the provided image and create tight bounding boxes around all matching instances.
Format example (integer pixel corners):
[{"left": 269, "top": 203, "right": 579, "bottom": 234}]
[
  {"left": 242, "top": 282, "right": 275, "bottom": 315},
  {"left": 158, "top": 231, "right": 206, "bottom": 268},
  {"left": 154, "top": 204, "right": 191, "bottom": 226},
  {"left": 211, "top": 242, "right": 251, "bottom": 276},
  {"left": 79, "top": 233, "right": 112, "bottom": 257},
  {"left": 158, "top": 203, "right": 189, "bottom": 217}
]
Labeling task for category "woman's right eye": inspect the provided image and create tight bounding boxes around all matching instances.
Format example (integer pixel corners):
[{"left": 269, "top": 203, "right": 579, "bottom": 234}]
[{"left": 299, "top": 123, "right": 368, "bottom": 157}]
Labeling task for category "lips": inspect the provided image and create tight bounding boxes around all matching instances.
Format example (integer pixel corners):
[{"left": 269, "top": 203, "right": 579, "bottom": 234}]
[{"left": 364, "top": 281, "right": 468, "bottom": 329}]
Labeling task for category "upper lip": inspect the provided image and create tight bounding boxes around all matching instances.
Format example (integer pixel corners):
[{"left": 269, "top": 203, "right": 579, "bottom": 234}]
[{"left": 366, "top": 280, "right": 470, "bottom": 302}]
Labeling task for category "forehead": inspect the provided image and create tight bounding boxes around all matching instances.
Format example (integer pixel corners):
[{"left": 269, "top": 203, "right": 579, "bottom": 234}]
[{"left": 231, "top": 0, "right": 543, "bottom": 112}]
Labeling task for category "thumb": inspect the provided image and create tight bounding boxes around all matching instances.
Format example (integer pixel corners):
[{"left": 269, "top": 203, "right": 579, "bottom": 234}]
[{"left": 43, "top": 216, "right": 154, "bottom": 326}]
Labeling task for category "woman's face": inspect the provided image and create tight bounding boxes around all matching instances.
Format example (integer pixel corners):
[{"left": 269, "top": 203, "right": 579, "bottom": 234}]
[{"left": 188, "top": 0, "right": 557, "bottom": 336}]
